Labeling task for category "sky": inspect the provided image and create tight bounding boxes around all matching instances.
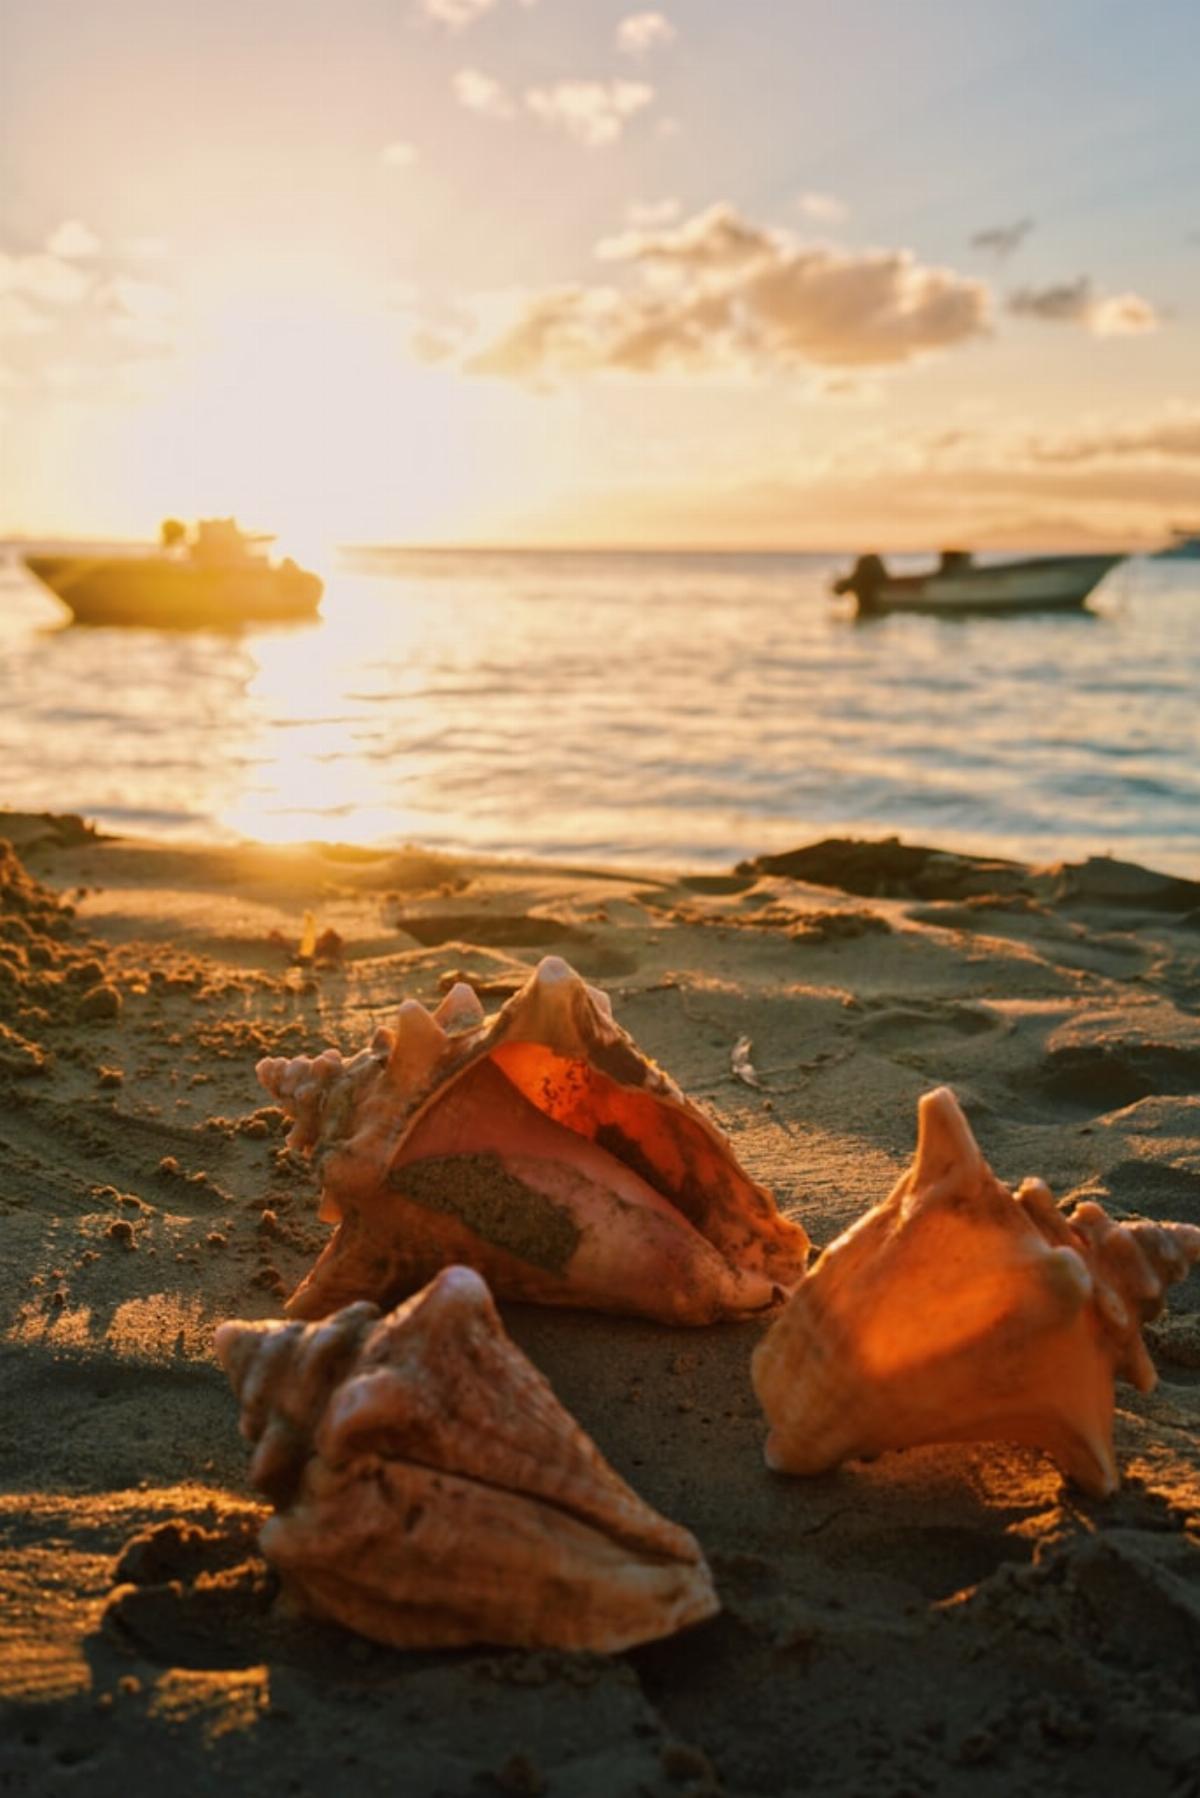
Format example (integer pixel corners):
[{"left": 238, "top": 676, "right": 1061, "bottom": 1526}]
[{"left": 2, "top": 0, "right": 1198, "bottom": 549}]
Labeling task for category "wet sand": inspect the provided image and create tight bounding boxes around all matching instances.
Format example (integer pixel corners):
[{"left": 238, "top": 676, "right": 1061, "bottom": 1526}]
[{"left": 2, "top": 811, "right": 1199, "bottom": 1798}]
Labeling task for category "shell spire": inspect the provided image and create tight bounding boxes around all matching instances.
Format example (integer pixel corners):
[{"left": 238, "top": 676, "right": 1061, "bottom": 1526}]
[
  {"left": 215, "top": 1267, "right": 719, "bottom": 1652},
  {"left": 257, "top": 955, "right": 809, "bottom": 1325},
  {"left": 752, "top": 1086, "right": 1200, "bottom": 1497}
]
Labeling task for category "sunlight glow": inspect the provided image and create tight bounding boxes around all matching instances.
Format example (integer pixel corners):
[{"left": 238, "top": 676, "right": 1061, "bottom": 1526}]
[{"left": 129, "top": 289, "right": 490, "bottom": 554}]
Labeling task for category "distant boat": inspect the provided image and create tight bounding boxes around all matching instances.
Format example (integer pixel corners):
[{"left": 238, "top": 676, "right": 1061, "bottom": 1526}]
[
  {"left": 832, "top": 549, "right": 1123, "bottom": 618},
  {"left": 24, "top": 517, "right": 323, "bottom": 629},
  {"left": 1153, "top": 527, "right": 1200, "bottom": 561}
]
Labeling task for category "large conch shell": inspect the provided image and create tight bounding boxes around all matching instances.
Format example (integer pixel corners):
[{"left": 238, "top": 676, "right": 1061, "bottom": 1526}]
[
  {"left": 752, "top": 1086, "right": 1200, "bottom": 1497},
  {"left": 258, "top": 955, "right": 808, "bottom": 1324},
  {"left": 214, "top": 1265, "right": 719, "bottom": 1651}
]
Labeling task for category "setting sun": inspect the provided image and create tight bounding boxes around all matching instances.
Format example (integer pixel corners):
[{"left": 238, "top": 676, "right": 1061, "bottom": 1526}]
[{"left": 123, "top": 293, "right": 497, "bottom": 555}]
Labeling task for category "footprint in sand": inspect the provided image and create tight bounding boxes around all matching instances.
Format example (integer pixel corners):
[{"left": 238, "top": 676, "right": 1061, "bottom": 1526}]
[
  {"left": 678, "top": 874, "right": 759, "bottom": 897},
  {"left": 1028, "top": 1042, "right": 1200, "bottom": 1118},
  {"left": 849, "top": 1523, "right": 1034, "bottom": 1605},
  {"left": 1103, "top": 1158, "right": 1200, "bottom": 1217},
  {"left": 391, "top": 911, "right": 592, "bottom": 950},
  {"left": 855, "top": 1000, "right": 1004, "bottom": 1049},
  {"left": 104, "top": 1518, "right": 283, "bottom": 1672},
  {"left": 962, "top": 1531, "right": 1200, "bottom": 1690},
  {"left": 391, "top": 911, "right": 643, "bottom": 983}
]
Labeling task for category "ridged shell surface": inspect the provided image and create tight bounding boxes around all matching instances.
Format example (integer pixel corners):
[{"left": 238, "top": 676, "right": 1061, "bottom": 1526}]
[{"left": 215, "top": 1265, "right": 720, "bottom": 1651}]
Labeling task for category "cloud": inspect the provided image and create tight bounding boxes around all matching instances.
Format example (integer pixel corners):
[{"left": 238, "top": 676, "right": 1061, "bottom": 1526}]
[
  {"left": 453, "top": 67, "right": 517, "bottom": 119},
  {"left": 421, "top": 0, "right": 540, "bottom": 26},
  {"left": 635, "top": 432, "right": 1198, "bottom": 547},
  {"left": 0, "top": 221, "right": 185, "bottom": 402},
  {"left": 1007, "top": 277, "right": 1159, "bottom": 335},
  {"left": 1028, "top": 409, "right": 1200, "bottom": 464},
  {"left": 464, "top": 203, "right": 991, "bottom": 381},
  {"left": 506, "top": 407, "right": 1200, "bottom": 549},
  {"left": 422, "top": 0, "right": 497, "bottom": 28},
  {"left": 381, "top": 140, "right": 418, "bottom": 167},
  {"left": 525, "top": 80, "right": 654, "bottom": 148},
  {"left": 46, "top": 219, "right": 101, "bottom": 259},
  {"left": 1008, "top": 277, "right": 1093, "bottom": 322},
  {"left": 969, "top": 217, "right": 1033, "bottom": 258},
  {"left": 616, "top": 12, "right": 677, "bottom": 58},
  {"left": 797, "top": 192, "right": 847, "bottom": 224},
  {"left": 596, "top": 204, "right": 775, "bottom": 268},
  {"left": 0, "top": 250, "right": 92, "bottom": 311},
  {"left": 453, "top": 68, "right": 655, "bottom": 145},
  {"left": 1087, "top": 292, "right": 1160, "bottom": 336}
]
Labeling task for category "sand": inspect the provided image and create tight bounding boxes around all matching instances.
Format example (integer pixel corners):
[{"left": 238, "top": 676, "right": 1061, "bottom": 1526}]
[{"left": 2, "top": 810, "right": 1199, "bottom": 1798}]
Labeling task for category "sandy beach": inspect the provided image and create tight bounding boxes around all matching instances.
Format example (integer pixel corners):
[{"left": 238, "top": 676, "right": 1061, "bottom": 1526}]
[{"left": 2, "top": 809, "right": 1199, "bottom": 1798}]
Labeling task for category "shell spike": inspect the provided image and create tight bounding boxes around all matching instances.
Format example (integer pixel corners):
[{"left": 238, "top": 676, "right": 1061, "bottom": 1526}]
[
  {"left": 385, "top": 999, "right": 449, "bottom": 1087},
  {"left": 406, "top": 1260, "right": 490, "bottom": 1320},
  {"left": 432, "top": 982, "right": 485, "bottom": 1035},
  {"left": 909, "top": 1085, "right": 986, "bottom": 1199},
  {"left": 1015, "top": 1178, "right": 1076, "bottom": 1248},
  {"left": 255, "top": 1047, "right": 347, "bottom": 1151},
  {"left": 534, "top": 954, "right": 575, "bottom": 984},
  {"left": 505, "top": 955, "right": 595, "bottom": 1050}
]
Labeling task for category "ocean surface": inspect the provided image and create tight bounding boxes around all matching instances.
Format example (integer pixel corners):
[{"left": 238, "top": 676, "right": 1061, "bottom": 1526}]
[{"left": 2, "top": 547, "right": 1198, "bottom": 877}]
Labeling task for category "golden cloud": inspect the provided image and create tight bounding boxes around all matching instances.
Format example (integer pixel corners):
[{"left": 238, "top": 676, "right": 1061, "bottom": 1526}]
[
  {"left": 1007, "top": 277, "right": 1159, "bottom": 335},
  {"left": 465, "top": 204, "right": 991, "bottom": 379}
]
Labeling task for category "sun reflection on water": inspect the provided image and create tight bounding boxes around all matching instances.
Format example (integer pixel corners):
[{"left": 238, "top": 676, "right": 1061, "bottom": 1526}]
[{"left": 220, "top": 574, "right": 459, "bottom": 845}]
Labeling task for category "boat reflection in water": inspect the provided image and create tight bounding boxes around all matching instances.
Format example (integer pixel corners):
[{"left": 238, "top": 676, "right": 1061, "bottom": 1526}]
[
  {"left": 833, "top": 548, "right": 1123, "bottom": 618},
  {"left": 24, "top": 517, "right": 323, "bottom": 631}
]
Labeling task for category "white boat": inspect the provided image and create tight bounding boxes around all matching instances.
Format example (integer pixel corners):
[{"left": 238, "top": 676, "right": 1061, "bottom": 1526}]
[{"left": 833, "top": 550, "right": 1123, "bottom": 617}]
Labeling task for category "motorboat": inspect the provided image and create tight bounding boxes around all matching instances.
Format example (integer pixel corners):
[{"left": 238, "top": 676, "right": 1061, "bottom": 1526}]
[
  {"left": 833, "top": 549, "right": 1123, "bottom": 617},
  {"left": 24, "top": 517, "right": 323, "bottom": 629}
]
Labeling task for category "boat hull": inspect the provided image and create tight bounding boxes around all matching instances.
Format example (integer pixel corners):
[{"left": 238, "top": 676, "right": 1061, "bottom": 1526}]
[
  {"left": 25, "top": 555, "right": 323, "bottom": 629},
  {"left": 850, "top": 554, "right": 1121, "bottom": 618}
]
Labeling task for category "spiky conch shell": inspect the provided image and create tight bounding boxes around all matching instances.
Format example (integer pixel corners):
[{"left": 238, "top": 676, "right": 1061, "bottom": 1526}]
[
  {"left": 751, "top": 1086, "right": 1200, "bottom": 1497},
  {"left": 257, "top": 955, "right": 809, "bottom": 1325},
  {"left": 214, "top": 1265, "right": 720, "bottom": 1652}
]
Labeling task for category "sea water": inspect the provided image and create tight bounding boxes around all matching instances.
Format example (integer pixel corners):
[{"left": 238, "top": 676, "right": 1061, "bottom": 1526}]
[{"left": 1, "top": 548, "right": 1197, "bottom": 876}]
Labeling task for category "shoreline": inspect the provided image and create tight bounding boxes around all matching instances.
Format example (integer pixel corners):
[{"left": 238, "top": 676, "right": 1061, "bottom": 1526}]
[{"left": 3, "top": 812, "right": 1199, "bottom": 1796}]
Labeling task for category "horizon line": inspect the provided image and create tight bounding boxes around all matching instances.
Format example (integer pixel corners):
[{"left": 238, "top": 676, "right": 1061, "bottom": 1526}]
[{"left": 1, "top": 533, "right": 1158, "bottom": 556}]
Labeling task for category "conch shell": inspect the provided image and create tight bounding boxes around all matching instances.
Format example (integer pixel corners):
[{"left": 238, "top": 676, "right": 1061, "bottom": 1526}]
[
  {"left": 752, "top": 1086, "right": 1200, "bottom": 1496},
  {"left": 214, "top": 1264, "right": 719, "bottom": 1652},
  {"left": 258, "top": 955, "right": 808, "bottom": 1324}
]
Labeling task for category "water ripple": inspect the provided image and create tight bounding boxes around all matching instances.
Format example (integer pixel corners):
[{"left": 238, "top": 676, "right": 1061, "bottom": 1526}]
[{"left": 2, "top": 551, "right": 1198, "bottom": 874}]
